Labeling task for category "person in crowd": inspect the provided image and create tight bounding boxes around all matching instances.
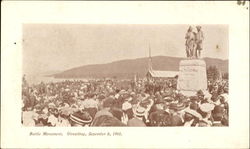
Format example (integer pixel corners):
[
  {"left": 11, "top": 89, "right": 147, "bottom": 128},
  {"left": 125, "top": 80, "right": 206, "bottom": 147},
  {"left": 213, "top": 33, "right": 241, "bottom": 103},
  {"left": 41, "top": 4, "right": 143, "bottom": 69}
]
[
  {"left": 94, "top": 97, "right": 114, "bottom": 119},
  {"left": 69, "top": 110, "right": 93, "bottom": 127},
  {"left": 149, "top": 97, "right": 171, "bottom": 126},
  {"left": 197, "top": 103, "right": 215, "bottom": 127},
  {"left": 184, "top": 108, "right": 202, "bottom": 127},
  {"left": 212, "top": 104, "right": 228, "bottom": 126},
  {"left": 91, "top": 115, "right": 126, "bottom": 127},
  {"left": 127, "top": 106, "right": 147, "bottom": 127},
  {"left": 22, "top": 77, "right": 228, "bottom": 127}
]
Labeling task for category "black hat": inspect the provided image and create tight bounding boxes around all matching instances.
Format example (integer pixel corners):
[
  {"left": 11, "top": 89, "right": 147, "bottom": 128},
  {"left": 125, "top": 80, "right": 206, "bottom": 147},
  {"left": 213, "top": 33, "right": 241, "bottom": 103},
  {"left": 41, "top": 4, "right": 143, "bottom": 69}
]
[
  {"left": 190, "top": 96, "right": 199, "bottom": 102},
  {"left": 103, "top": 97, "right": 115, "bottom": 108},
  {"left": 190, "top": 103, "right": 199, "bottom": 111},
  {"left": 211, "top": 93, "right": 219, "bottom": 101},
  {"left": 169, "top": 103, "right": 186, "bottom": 111},
  {"left": 91, "top": 115, "right": 125, "bottom": 127},
  {"left": 155, "top": 97, "right": 165, "bottom": 105},
  {"left": 196, "top": 90, "right": 204, "bottom": 97},
  {"left": 163, "top": 96, "right": 174, "bottom": 102},
  {"left": 149, "top": 111, "right": 170, "bottom": 126}
]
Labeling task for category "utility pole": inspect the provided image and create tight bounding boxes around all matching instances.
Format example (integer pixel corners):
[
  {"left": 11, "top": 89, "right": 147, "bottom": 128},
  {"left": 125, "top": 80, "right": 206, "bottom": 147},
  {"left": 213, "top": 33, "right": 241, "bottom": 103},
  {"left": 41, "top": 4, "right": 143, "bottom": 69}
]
[{"left": 148, "top": 42, "right": 153, "bottom": 71}]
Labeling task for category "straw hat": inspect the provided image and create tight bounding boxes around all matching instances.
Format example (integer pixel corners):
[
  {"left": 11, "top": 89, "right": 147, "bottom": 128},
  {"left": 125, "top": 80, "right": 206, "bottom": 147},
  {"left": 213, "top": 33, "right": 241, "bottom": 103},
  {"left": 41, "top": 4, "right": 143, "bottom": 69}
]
[
  {"left": 133, "top": 106, "right": 146, "bottom": 117},
  {"left": 185, "top": 108, "right": 202, "bottom": 119},
  {"left": 199, "top": 103, "right": 215, "bottom": 113},
  {"left": 70, "top": 111, "right": 92, "bottom": 126}
]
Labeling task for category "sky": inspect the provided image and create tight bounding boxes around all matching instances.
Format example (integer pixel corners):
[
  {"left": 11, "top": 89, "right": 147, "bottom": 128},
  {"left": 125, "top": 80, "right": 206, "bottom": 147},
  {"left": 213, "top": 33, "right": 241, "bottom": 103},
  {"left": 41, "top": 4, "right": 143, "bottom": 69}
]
[{"left": 23, "top": 24, "right": 228, "bottom": 75}]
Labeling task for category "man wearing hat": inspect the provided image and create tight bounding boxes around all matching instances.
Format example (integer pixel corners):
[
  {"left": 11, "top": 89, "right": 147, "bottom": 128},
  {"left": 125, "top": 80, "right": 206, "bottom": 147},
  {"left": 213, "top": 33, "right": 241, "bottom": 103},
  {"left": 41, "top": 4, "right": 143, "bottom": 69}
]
[
  {"left": 219, "top": 95, "right": 229, "bottom": 118},
  {"left": 91, "top": 115, "right": 126, "bottom": 127},
  {"left": 47, "top": 108, "right": 59, "bottom": 126},
  {"left": 70, "top": 110, "right": 93, "bottom": 127},
  {"left": 184, "top": 108, "right": 202, "bottom": 127},
  {"left": 81, "top": 93, "right": 98, "bottom": 109},
  {"left": 168, "top": 102, "right": 187, "bottom": 126},
  {"left": 37, "top": 106, "right": 49, "bottom": 126},
  {"left": 127, "top": 106, "right": 146, "bottom": 127},
  {"left": 149, "top": 110, "right": 171, "bottom": 126},
  {"left": 211, "top": 93, "right": 221, "bottom": 106},
  {"left": 212, "top": 105, "right": 227, "bottom": 126},
  {"left": 196, "top": 90, "right": 205, "bottom": 103},
  {"left": 94, "top": 97, "right": 114, "bottom": 119},
  {"left": 197, "top": 103, "right": 215, "bottom": 126},
  {"left": 149, "top": 98, "right": 171, "bottom": 126},
  {"left": 150, "top": 96, "right": 165, "bottom": 113},
  {"left": 56, "top": 112, "right": 71, "bottom": 127},
  {"left": 189, "top": 96, "right": 200, "bottom": 110}
]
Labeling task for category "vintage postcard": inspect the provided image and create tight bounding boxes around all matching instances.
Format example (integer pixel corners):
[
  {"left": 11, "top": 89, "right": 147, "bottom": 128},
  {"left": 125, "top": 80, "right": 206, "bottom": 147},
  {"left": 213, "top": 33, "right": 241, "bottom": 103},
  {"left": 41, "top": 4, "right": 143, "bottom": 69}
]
[
  {"left": 1, "top": 1, "right": 249, "bottom": 148},
  {"left": 21, "top": 24, "right": 229, "bottom": 127}
]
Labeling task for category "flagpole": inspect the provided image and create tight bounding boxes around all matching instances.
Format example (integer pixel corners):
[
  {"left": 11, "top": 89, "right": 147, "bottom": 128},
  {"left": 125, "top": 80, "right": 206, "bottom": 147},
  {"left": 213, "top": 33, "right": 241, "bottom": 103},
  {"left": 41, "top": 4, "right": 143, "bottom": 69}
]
[{"left": 148, "top": 42, "right": 152, "bottom": 71}]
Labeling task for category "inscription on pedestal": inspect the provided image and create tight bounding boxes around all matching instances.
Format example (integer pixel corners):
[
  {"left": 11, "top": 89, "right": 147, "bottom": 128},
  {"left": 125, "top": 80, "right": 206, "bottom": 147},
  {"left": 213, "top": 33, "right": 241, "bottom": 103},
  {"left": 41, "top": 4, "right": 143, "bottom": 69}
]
[{"left": 177, "top": 59, "right": 207, "bottom": 93}]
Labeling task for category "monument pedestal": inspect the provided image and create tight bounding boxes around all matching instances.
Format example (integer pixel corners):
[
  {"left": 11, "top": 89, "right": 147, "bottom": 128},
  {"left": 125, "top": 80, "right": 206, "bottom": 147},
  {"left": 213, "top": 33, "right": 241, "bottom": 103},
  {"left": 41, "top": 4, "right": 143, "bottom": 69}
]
[{"left": 177, "top": 59, "right": 207, "bottom": 97}]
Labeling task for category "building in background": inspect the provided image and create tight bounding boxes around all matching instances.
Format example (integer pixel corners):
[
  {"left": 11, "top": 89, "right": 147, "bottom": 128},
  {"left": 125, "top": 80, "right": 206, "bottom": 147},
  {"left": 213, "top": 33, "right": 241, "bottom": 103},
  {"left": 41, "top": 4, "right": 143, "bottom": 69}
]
[
  {"left": 146, "top": 70, "right": 178, "bottom": 81},
  {"left": 146, "top": 44, "right": 178, "bottom": 81}
]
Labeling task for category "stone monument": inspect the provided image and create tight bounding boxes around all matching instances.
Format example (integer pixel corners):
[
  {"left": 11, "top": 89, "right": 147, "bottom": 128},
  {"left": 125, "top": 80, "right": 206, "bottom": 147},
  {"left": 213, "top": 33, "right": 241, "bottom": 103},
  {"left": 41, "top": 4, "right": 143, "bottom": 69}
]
[
  {"left": 177, "top": 59, "right": 207, "bottom": 96},
  {"left": 177, "top": 26, "right": 207, "bottom": 96}
]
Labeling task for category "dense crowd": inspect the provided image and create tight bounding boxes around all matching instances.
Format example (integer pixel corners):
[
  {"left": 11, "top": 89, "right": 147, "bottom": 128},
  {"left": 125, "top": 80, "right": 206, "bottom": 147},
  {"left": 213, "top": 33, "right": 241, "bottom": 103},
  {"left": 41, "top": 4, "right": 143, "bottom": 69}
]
[{"left": 22, "top": 76, "right": 229, "bottom": 127}]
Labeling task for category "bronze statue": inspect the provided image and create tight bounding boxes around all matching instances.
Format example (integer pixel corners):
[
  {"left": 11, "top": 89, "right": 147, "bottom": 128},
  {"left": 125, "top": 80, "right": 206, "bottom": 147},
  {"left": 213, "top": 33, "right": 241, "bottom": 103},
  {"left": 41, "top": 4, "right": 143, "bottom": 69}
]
[
  {"left": 185, "top": 25, "right": 204, "bottom": 58},
  {"left": 194, "top": 26, "right": 204, "bottom": 58},
  {"left": 185, "top": 26, "right": 196, "bottom": 58}
]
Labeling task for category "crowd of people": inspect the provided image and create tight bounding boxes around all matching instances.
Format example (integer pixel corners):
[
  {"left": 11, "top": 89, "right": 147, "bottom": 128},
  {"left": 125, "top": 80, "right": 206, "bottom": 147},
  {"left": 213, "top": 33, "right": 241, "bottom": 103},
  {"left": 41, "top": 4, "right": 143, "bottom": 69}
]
[{"left": 22, "top": 76, "right": 229, "bottom": 127}]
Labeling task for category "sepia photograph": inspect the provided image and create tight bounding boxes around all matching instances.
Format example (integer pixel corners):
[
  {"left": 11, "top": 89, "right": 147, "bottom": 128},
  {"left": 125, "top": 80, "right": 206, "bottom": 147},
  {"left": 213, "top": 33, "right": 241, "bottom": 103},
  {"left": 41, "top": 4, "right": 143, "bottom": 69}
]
[
  {"left": 1, "top": 1, "right": 249, "bottom": 148},
  {"left": 22, "top": 24, "right": 229, "bottom": 127}
]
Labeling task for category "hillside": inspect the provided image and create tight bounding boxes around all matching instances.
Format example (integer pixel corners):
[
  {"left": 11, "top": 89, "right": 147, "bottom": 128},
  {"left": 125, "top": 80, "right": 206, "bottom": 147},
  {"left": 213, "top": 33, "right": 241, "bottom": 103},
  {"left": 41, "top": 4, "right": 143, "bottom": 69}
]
[{"left": 53, "top": 56, "right": 228, "bottom": 79}]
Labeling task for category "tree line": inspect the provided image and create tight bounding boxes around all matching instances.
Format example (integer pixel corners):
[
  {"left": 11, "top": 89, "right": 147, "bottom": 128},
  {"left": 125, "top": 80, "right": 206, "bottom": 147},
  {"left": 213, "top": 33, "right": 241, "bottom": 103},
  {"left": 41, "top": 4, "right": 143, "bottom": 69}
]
[{"left": 207, "top": 65, "right": 228, "bottom": 81}]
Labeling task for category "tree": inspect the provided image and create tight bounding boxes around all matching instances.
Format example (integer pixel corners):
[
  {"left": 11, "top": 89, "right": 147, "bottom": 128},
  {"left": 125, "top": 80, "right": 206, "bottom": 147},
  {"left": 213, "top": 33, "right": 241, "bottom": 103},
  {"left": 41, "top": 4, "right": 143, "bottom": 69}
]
[
  {"left": 222, "top": 72, "right": 229, "bottom": 80},
  {"left": 207, "top": 66, "right": 220, "bottom": 81}
]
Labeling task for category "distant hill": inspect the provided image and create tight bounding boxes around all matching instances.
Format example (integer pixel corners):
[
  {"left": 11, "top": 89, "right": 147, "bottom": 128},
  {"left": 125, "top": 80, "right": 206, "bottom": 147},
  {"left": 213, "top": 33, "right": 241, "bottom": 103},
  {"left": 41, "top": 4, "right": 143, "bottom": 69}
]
[
  {"left": 53, "top": 56, "right": 228, "bottom": 79},
  {"left": 41, "top": 70, "right": 62, "bottom": 76}
]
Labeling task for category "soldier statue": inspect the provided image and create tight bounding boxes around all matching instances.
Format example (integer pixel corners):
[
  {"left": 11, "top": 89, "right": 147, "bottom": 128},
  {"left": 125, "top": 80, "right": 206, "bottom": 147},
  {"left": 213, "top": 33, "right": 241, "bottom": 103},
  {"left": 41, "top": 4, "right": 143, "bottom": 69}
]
[
  {"left": 194, "top": 26, "right": 204, "bottom": 58},
  {"left": 185, "top": 26, "right": 196, "bottom": 58},
  {"left": 185, "top": 25, "right": 204, "bottom": 58}
]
